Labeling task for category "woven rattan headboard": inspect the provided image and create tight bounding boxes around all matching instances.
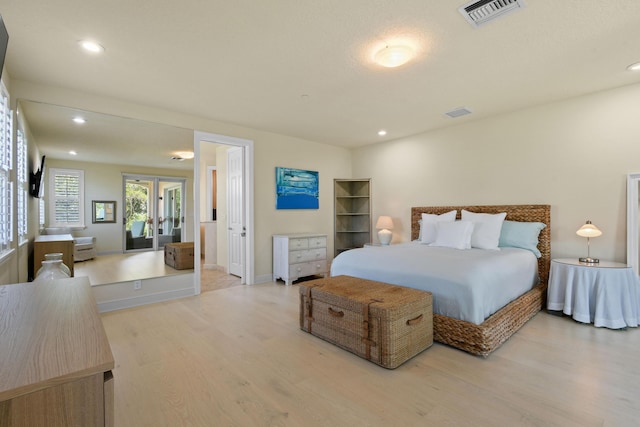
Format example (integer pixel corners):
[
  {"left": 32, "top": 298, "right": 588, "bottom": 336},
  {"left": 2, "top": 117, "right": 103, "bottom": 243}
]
[{"left": 410, "top": 205, "right": 551, "bottom": 283}]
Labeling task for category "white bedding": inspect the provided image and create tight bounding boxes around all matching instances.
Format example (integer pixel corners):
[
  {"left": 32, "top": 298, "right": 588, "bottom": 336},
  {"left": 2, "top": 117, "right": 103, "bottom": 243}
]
[{"left": 330, "top": 242, "right": 539, "bottom": 325}]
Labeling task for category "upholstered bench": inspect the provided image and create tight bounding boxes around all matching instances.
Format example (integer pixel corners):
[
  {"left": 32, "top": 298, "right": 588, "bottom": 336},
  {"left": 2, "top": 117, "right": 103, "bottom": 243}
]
[{"left": 299, "top": 275, "right": 433, "bottom": 369}]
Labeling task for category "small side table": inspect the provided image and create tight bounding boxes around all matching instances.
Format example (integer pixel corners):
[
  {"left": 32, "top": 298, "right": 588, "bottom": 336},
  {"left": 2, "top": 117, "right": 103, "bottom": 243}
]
[{"left": 547, "top": 258, "right": 640, "bottom": 328}]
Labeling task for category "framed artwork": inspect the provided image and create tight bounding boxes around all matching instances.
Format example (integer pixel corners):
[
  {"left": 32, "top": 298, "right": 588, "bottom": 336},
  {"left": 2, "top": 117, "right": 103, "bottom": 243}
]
[
  {"left": 275, "top": 167, "right": 319, "bottom": 209},
  {"left": 92, "top": 200, "right": 116, "bottom": 223}
]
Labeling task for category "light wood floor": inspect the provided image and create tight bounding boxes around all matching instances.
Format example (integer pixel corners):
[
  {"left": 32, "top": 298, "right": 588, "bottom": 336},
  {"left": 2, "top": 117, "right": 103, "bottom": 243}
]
[
  {"left": 74, "top": 252, "right": 241, "bottom": 292},
  {"left": 74, "top": 251, "right": 191, "bottom": 285},
  {"left": 101, "top": 284, "right": 640, "bottom": 426}
]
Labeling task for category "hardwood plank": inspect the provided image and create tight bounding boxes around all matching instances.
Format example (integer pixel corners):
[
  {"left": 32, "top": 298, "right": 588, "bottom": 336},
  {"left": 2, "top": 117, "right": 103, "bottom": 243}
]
[
  {"left": 74, "top": 251, "right": 191, "bottom": 286},
  {"left": 101, "top": 283, "right": 640, "bottom": 426}
]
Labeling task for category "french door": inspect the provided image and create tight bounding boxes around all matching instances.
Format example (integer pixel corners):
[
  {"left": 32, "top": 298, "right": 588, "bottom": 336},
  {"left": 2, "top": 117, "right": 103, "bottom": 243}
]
[{"left": 123, "top": 174, "right": 186, "bottom": 252}]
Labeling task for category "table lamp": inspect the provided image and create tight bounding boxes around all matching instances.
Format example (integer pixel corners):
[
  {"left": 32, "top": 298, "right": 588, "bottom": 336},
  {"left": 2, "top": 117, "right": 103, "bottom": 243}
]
[
  {"left": 376, "top": 216, "right": 394, "bottom": 245},
  {"left": 576, "top": 220, "right": 602, "bottom": 263}
]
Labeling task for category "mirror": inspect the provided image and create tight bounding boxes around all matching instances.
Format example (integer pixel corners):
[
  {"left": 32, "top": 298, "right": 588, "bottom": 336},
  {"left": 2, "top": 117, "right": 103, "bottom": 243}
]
[
  {"left": 626, "top": 173, "right": 640, "bottom": 275},
  {"left": 18, "top": 100, "right": 195, "bottom": 171},
  {"left": 92, "top": 201, "right": 116, "bottom": 223},
  {"left": 16, "top": 99, "right": 196, "bottom": 283}
]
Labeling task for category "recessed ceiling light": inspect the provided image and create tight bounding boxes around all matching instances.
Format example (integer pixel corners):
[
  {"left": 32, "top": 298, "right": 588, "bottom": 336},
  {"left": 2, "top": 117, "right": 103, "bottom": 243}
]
[
  {"left": 79, "top": 40, "right": 105, "bottom": 53},
  {"left": 374, "top": 45, "right": 414, "bottom": 68},
  {"left": 378, "top": 130, "right": 387, "bottom": 136},
  {"left": 627, "top": 62, "right": 640, "bottom": 72},
  {"left": 72, "top": 117, "right": 86, "bottom": 124},
  {"left": 69, "top": 150, "right": 78, "bottom": 156}
]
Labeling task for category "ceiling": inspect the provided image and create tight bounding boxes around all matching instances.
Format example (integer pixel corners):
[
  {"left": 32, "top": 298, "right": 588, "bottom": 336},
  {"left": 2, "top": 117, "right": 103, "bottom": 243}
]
[
  {"left": 18, "top": 100, "right": 195, "bottom": 171},
  {"left": 3, "top": 0, "right": 640, "bottom": 166}
]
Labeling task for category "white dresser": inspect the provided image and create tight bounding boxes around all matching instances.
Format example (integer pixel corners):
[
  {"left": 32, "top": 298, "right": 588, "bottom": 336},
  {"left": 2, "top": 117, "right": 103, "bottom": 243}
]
[{"left": 273, "top": 233, "right": 328, "bottom": 285}]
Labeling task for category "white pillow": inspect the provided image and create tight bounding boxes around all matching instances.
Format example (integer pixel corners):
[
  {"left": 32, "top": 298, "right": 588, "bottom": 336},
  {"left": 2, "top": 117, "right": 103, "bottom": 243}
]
[
  {"left": 420, "top": 210, "right": 457, "bottom": 244},
  {"left": 430, "top": 221, "right": 474, "bottom": 250},
  {"left": 461, "top": 210, "right": 507, "bottom": 250}
]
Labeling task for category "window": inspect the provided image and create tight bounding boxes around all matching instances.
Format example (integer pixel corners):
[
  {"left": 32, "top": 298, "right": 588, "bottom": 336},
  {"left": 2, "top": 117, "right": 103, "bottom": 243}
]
[
  {"left": 16, "top": 129, "right": 28, "bottom": 243},
  {"left": 39, "top": 198, "right": 45, "bottom": 229},
  {"left": 48, "top": 168, "right": 85, "bottom": 228},
  {"left": 0, "top": 85, "right": 12, "bottom": 253}
]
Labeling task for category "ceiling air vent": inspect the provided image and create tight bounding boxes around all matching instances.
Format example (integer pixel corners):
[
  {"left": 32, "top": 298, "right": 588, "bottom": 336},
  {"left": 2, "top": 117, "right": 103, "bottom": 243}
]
[
  {"left": 459, "top": 0, "right": 526, "bottom": 27},
  {"left": 444, "top": 107, "right": 472, "bottom": 119}
]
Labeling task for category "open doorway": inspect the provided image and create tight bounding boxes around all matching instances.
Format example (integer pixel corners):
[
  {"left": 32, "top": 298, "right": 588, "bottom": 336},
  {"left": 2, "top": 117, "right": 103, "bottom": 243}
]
[{"left": 193, "top": 131, "right": 254, "bottom": 293}]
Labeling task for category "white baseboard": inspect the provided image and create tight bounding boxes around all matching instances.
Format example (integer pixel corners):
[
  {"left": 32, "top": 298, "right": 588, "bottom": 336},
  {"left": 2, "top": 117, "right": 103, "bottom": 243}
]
[
  {"left": 96, "top": 250, "right": 125, "bottom": 256},
  {"left": 254, "top": 273, "right": 274, "bottom": 284},
  {"left": 97, "top": 287, "right": 195, "bottom": 312}
]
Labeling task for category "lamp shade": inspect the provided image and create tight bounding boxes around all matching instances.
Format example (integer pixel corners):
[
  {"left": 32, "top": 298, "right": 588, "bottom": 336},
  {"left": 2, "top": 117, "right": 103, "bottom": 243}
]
[
  {"left": 576, "top": 220, "right": 602, "bottom": 238},
  {"left": 376, "top": 216, "right": 394, "bottom": 230}
]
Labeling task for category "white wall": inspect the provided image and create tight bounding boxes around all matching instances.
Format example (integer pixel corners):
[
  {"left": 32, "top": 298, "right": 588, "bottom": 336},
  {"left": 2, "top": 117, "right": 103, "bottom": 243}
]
[
  {"left": 352, "top": 82, "right": 640, "bottom": 264},
  {"left": 45, "top": 158, "right": 194, "bottom": 254}
]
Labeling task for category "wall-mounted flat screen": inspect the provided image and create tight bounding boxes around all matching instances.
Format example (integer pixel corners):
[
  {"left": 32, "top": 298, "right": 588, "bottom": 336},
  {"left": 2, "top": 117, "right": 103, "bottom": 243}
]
[{"left": 0, "top": 16, "right": 8, "bottom": 80}]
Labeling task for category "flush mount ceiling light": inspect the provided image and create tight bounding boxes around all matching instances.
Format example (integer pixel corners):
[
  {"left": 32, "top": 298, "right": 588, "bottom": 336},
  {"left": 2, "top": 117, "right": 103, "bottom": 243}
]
[
  {"left": 378, "top": 130, "right": 387, "bottom": 136},
  {"left": 69, "top": 150, "right": 78, "bottom": 156},
  {"left": 172, "top": 151, "right": 195, "bottom": 161},
  {"left": 72, "top": 116, "right": 86, "bottom": 124},
  {"left": 627, "top": 62, "right": 640, "bottom": 71},
  {"left": 374, "top": 45, "right": 414, "bottom": 68},
  {"left": 79, "top": 40, "right": 105, "bottom": 53}
]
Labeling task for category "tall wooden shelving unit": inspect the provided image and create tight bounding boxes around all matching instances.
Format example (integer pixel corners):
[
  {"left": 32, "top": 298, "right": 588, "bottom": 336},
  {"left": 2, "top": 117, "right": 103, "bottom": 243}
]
[{"left": 334, "top": 179, "right": 371, "bottom": 256}]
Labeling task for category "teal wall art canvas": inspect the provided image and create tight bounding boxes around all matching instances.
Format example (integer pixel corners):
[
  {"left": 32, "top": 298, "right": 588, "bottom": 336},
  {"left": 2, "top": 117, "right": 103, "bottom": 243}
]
[{"left": 275, "top": 167, "right": 319, "bottom": 209}]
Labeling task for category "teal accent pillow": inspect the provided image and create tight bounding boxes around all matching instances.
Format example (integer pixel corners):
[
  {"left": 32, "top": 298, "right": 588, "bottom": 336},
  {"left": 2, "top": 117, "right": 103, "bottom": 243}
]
[{"left": 498, "top": 220, "right": 546, "bottom": 258}]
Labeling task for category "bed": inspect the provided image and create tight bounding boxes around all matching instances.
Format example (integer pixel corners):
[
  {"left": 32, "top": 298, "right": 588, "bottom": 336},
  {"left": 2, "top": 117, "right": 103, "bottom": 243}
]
[{"left": 331, "top": 204, "right": 551, "bottom": 356}]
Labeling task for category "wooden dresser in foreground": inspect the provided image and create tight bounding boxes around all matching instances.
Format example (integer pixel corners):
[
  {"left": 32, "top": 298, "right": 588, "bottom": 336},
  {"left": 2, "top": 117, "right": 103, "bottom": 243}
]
[
  {"left": 34, "top": 234, "right": 75, "bottom": 277},
  {"left": 0, "top": 277, "right": 115, "bottom": 426}
]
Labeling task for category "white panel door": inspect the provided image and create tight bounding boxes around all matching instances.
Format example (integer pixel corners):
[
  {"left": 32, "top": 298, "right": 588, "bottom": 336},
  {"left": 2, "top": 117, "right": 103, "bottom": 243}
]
[{"left": 227, "top": 147, "right": 244, "bottom": 277}]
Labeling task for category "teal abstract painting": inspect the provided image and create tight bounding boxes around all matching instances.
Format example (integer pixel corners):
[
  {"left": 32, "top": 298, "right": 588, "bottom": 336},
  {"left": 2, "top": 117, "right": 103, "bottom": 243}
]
[{"left": 276, "top": 167, "right": 319, "bottom": 209}]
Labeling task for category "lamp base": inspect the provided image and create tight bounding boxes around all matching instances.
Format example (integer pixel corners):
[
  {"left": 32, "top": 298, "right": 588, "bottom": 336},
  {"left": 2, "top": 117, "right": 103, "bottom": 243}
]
[
  {"left": 579, "top": 257, "right": 599, "bottom": 264},
  {"left": 378, "top": 229, "right": 392, "bottom": 245}
]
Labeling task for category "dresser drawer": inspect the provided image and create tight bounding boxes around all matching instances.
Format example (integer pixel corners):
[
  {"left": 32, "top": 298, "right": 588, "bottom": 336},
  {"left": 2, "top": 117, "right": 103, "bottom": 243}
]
[
  {"left": 289, "top": 261, "right": 327, "bottom": 278},
  {"left": 308, "top": 236, "right": 327, "bottom": 248},
  {"left": 289, "top": 238, "right": 309, "bottom": 250},
  {"left": 289, "top": 248, "right": 326, "bottom": 263}
]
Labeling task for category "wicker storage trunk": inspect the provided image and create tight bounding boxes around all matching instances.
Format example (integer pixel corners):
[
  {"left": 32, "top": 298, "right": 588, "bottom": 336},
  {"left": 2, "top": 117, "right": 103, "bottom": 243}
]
[
  {"left": 164, "top": 242, "right": 194, "bottom": 270},
  {"left": 299, "top": 275, "right": 433, "bottom": 369}
]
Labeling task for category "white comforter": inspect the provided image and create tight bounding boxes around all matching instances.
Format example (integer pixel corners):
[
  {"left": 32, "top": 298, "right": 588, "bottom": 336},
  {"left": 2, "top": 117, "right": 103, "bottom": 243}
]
[{"left": 330, "top": 242, "right": 539, "bottom": 325}]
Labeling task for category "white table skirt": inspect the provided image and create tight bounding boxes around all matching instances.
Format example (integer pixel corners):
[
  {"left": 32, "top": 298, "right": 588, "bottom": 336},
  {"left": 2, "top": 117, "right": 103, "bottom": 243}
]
[{"left": 547, "top": 259, "right": 640, "bottom": 329}]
